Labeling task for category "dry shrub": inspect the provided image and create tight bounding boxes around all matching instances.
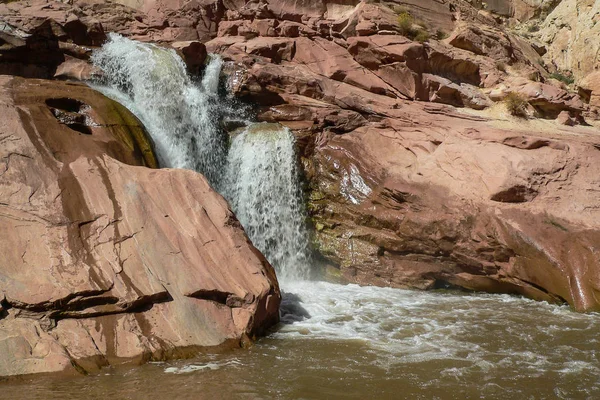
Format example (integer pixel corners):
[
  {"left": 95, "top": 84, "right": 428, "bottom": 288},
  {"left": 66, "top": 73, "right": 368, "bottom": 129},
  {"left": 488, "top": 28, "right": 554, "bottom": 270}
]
[
  {"left": 414, "top": 30, "right": 430, "bottom": 43},
  {"left": 435, "top": 29, "right": 448, "bottom": 40},
  {"left": 504, "top": 92, "right": 529, "bottom": 117}
]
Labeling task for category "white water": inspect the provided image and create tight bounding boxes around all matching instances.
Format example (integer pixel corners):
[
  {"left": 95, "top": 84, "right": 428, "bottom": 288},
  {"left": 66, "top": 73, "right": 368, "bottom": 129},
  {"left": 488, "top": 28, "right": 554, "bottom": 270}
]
[
  {"left": 92, "top": 34, "right": 311, "bottom": 281},
  {"left": 84, "top": 36, "right": 600, "bottom": 398},
  {"left": 91, "top": 33, "right": 234, "bottom": 184},
  {"left": 222, "top": 123, "right": 311, "bottom": 281}
]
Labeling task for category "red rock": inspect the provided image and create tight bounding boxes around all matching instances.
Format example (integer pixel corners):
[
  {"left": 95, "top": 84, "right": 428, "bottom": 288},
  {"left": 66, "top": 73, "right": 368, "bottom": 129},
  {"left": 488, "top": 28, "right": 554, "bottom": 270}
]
[
  {"left": 171, "top": 40, "right": 208, "bottom": 74},
  {"left": 580, "top": 71, "right": 600, "bottom": 109},
  {"left": 0, "top": 76, "right": 280, "bottom": 377},
  {"left": 556, "top": 110, "right": 576, "bottom": 126},
  {"left": 421, "top": 74, "right": 492, "bottom": 109},
  {"left": 2, "top": 0, "right": 600, "bottom": 366},
  {"left": 293, "top": 37, "right": 400, "bottom": 97},
  {"left": 307, "top": 114, "right": 600, "bottom": 312},
  {"left": 448, "top": 22, "right": 542, "bottom": 67},
  {"left": 245, "top": 37, "right": 296, "bottom": 62},
  {"left": 276, "top": 21, "right": 306, "bottom": 37},
  {"left": 347, "top": 35, "right": 424, "bottom": 69},
  {"left": 54, "top": 55, "right": 103, "bottom": 80},
  {"left": 513, "top": 80, "right": 585, "bottom": 118},
  {"left": 218, "top": 20, "right": 246, "bottom": 37},
  {"left": 251, "top": 18, "right": 278, "bottom": 37},
  {"left": 205, "top": 9, "right": 600, "bottom": 312}
]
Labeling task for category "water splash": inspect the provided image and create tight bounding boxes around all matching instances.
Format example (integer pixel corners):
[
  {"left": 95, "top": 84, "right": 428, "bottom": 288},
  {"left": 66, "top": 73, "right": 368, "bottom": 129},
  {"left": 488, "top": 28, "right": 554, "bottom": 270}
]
[
  {"left": 90, "top": 33, "right": 231, "bottom": 185},
  {"left": 91, "top": 35, "right": 311, "bottom": 280},
  {"left": 222, "top": 123, "right": 311, "bottom": 281}
]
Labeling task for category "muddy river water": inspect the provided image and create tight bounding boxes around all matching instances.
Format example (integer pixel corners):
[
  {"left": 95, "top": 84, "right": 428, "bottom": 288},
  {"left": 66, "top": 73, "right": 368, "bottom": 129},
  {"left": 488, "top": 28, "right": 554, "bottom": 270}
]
[{"left": 2, "top": 280, "right": 598, "bottom": 400}]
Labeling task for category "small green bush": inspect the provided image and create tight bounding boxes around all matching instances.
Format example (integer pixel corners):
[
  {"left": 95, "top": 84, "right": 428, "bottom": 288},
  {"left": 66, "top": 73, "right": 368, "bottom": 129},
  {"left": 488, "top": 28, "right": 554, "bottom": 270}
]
[
  {"left": 549, "top": 72, "right": 575, "bottom": 85},
  {"left": 414, "top": 30, "right": 430, "bottom": 43},
  {"left": 495, "top": 61, "right": 507, "bottom": 72},
  {"left": 397, "top": 12, "right": 414, "bottom": 36},
  {"left": 504, "top": 92, "right": 529, "bottom": 117},
  {"left": 397, "top": 11, "right": 430, "bottom": 42},
  {"left": 527, "top": 24, "right": 540, "bottom": 33},
  {"left": 435, "top": 29, "right": 448, "bottom": 40}
]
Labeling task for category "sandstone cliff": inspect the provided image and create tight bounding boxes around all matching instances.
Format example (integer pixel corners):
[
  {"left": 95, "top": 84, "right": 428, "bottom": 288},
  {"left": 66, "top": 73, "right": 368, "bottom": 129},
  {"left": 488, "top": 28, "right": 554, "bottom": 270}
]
[
  {"left": 0, "top": 75, "right": 279, "bottom": 377},
  {"left": 1, "top": 0, "right": 600, "bottom": 377},
  {"left": 194, "top": 0, "right": 600, "bottom": 311}
]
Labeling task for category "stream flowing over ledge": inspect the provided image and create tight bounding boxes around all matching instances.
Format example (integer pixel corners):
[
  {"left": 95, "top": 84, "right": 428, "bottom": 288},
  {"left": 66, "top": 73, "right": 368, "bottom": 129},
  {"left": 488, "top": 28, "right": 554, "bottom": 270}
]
[{"left": 1, "top": 0, "right": 600, "bottom": 389}]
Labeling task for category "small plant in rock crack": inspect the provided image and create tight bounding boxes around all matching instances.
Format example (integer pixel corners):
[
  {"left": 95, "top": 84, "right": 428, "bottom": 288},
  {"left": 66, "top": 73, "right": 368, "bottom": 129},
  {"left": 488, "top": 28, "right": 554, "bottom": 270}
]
[
  {"left": 504, "top": 92, "right": 529, "bottom": 117},
  {"left": 397, "top": 11, "right": 414, "bottom": 36},
  {"left": 397, "top": 11, "right": 430, "bottom": 42},
  {"left": 549, "top": 72, "right": 575, "bottom": 85}
]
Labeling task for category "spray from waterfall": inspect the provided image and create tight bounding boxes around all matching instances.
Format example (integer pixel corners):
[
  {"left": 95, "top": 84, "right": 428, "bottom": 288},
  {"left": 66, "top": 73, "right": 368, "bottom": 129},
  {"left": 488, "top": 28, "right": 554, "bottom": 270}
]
[
  {"left": 90, "top": 33, "right": 234, "bottom": 185},
  {"left": 222, "top": 124, "right": 311, "bottom": 281},
  {"left": 90, "top": 35, "right": 311, "bottom": 280}
]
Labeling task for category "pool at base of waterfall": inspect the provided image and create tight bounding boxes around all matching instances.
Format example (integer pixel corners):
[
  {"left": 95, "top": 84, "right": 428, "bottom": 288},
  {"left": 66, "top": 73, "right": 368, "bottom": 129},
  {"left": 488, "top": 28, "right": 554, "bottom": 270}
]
[
  {"left": 33, "top": 34, "right": 597, "bottom": 400},
  {"left": 2, "top": 281, "right": 599, "bottom": 400}
]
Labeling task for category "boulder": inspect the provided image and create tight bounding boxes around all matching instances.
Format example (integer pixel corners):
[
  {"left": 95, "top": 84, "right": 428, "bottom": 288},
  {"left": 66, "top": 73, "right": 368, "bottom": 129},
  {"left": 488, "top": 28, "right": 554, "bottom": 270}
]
[
  {"left": 292, "top": 36, "right": 400, "bottom": 97},
  {"left": 54, "top": 55, "right": 103, "bottom": 81},
  {"left": 556, "top": 110, "right": 575, "bottom": 126},
  {"left": 447, "top": 22, "right": 544, "bottom": 74},
  {"left": 171, "top": 41, "right": 208, "bottom": 75},
  {"left": 449, "top": 23, "right": 516, "bottom": 62},
  {"left": 0, "top": 76, "right": 280, "bottom": 377},
  {"left": 421, "top": 74, "right": 493, "bottom": 109},
  {"left": 579, "top": 71, "right": 600, "bottom": 109},
  {"left": 307, "top": 112, "right": 600, "bottom": 312},
  {"left": 513, "top": 80, "right": 585, "bottom": 118}
]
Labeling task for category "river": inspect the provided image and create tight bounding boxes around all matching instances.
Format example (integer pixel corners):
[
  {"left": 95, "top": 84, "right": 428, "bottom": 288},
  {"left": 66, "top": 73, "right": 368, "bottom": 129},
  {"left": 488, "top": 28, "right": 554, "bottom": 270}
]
[
  {"left": 1, "top": 280, "right": 599, "bottom": 399},
  {"left": 2, "top": 34, "right": 597, "bottom": 399}
]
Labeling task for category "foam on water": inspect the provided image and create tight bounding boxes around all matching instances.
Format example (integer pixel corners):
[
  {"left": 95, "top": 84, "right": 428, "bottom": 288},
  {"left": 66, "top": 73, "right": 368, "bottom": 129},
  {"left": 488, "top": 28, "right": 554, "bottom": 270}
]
[
  {"left": 81, "top": 36, "right": 600, "bottom": 398},
  {"left": 278, "top": 280, "right": 600, "bottom": 378},
  {"left": 164, "top": 360, "right": 242, "bottom": 374}
]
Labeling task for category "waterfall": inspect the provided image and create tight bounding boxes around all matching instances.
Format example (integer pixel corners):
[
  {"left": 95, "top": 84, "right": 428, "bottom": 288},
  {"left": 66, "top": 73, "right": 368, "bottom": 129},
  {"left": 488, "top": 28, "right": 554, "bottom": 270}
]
[
  {"left": 90, "top": 33, "right": 231, "bottom": 185},
  {"left": 222, "top": 124, "right": 311, "bottom": 281},
  {"left": 90, "top": 35, "right": 311, "bottom": 280}
]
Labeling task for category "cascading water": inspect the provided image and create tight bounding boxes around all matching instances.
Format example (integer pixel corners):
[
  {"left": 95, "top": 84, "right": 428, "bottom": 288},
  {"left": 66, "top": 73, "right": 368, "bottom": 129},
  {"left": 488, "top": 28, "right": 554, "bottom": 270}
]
[
  {"left": 91, "top": 34, "right": 311, "bottom": 280},
  {"left": 69, "top": 35, "right": 600, "bottom": 399},
  {"left": 90, "top": 33, "right": 235, "bottom": 185},
  {"left": 222, "top": 123, "right": 311, "bottom": 281}
]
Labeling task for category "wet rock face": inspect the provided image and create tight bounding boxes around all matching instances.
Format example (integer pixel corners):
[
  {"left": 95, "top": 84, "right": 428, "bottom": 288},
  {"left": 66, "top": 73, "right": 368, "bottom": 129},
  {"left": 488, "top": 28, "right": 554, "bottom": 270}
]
[
  {"left": 196, "top": 0, "right": 600, "bottom": 311},
  {"left": 307, "top": 122, "right": 600, "bottom": 312},
  {"left": 0, "top": 76, "right": 280, "bottom": 377}
]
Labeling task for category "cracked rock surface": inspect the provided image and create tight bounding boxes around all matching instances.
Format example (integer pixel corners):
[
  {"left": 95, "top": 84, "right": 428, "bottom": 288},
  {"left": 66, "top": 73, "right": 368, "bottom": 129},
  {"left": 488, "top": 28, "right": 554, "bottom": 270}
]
[
  {"left": 197, "top": 0, "right": 600, "bottom": 312},
  {"left": 0, "top": 76, "right": 280, "bottom": 377}
]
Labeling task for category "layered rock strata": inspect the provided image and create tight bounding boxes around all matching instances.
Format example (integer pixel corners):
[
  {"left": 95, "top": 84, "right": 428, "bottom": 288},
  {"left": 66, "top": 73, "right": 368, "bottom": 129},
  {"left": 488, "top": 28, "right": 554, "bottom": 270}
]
[
  {"left": 1, "top": 0, "right": 600, "bottom": 381},
  {"left": 0, "top": 76, "right": 280, "bottom": 377},
  {"left": 198, "top": 0, "right": 600, "bottom": 311}
]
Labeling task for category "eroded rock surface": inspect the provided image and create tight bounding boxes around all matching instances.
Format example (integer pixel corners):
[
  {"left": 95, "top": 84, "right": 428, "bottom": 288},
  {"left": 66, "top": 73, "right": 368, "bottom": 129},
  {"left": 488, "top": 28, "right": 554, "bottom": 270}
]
[
  {"left": 306, "top": 115, "right": 600, "bottom": 312},
  {"left": 1, "top": 0, "right": 600, "bottom": 378},
  {"left": 195, "top": 0, "right": 600, "bottom": 312},
  {"left": 0, "top": 76, "right": 280, "bottom": 377}
]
